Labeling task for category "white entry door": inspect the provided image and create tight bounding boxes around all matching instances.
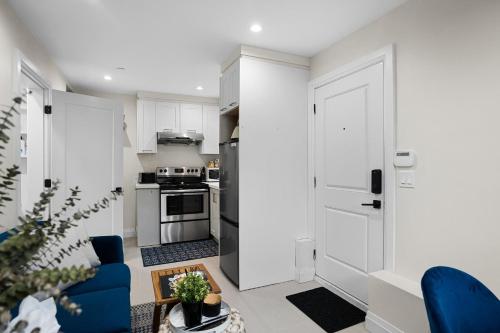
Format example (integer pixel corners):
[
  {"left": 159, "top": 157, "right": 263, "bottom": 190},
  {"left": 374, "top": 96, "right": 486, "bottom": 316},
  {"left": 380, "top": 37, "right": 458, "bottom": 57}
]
[
  {"left": 314, "top": 62, "right": 384, "bottom": 303},
  {"left": 51, "top": 91, "right": 123, "bottom": 237}
]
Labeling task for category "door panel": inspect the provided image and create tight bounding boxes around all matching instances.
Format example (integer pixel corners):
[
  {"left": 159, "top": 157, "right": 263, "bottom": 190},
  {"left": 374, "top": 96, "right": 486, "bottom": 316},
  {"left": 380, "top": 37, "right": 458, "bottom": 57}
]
[
  {"left": 52, "top": 91, "right": 123, "bottom": 237},
  {"left": 156, "top": 102, "right": 179, "bottom": 132},
  {"left": 180, "top": 103, "right": 203, "bottom": 133},
  {"left": 142, "top": 100, "right": 157, "bottom": 152},
  {"left": 315, "top": 62, "right": 384, "bottom": 303},
  {"left": 325, "top": 87, "right": 368, "bottom": 190},
  {"left": 325, "top": 208, "right": 367, "bottom": 271}
]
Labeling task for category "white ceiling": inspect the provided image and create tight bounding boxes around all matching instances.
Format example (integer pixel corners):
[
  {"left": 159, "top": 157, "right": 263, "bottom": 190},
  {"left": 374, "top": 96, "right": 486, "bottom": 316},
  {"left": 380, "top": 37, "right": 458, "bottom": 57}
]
[{"left": 9, "top": 0, "right": 406, "bottom": 97}]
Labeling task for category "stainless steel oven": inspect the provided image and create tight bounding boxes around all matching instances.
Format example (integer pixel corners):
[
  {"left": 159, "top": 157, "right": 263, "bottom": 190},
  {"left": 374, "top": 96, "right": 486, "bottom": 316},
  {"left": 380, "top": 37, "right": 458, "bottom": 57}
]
[
  {"left": 160, "top": 188, "right": 209, "bottom": 244},
  {"left": 160, "top": 188, "right": 209, "bottom": 222}
]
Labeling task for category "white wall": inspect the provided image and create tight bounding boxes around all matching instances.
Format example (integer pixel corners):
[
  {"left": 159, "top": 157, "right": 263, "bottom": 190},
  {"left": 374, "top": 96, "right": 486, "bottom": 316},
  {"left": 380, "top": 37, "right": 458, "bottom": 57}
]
[
  {"left": 73, "top": 91, "right": 218, "bottom": 235},
  {"left": 311, "top": 0, "right": 500, "bottom": 295},
  {"left": 239, "top": 56, "right": 309, "bottom": 290},
  {"left": 0, "top": 0, "right": 67, "bottom": 229}
]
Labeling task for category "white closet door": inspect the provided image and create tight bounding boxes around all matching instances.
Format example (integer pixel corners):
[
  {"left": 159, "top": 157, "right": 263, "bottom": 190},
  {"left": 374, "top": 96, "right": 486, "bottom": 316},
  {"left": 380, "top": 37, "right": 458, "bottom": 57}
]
[{"left": 52, "top": 91, "right": 123, "bottom": 237}]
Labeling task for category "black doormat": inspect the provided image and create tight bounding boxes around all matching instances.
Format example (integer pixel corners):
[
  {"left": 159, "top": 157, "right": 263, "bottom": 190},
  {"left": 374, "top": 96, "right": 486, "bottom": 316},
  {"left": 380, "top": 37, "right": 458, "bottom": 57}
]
[
  {"left": 140, "top": 239, "right": 219, "bottom": 267},
  {"left": 131, "top": 302, "right": 163, "bottom": 333},
  {"left": 286, "top": 287, "right": 366, "bottom": 332}
]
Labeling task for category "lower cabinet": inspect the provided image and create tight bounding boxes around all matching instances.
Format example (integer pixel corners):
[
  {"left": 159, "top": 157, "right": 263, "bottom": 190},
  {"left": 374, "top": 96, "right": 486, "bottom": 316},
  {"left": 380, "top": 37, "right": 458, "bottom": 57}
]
[
  {"left": 210, "top": 188, "right": 220, "bottom": 241},
  {"left": 136, "top": 187, "right": 160, "bottom": 246}
]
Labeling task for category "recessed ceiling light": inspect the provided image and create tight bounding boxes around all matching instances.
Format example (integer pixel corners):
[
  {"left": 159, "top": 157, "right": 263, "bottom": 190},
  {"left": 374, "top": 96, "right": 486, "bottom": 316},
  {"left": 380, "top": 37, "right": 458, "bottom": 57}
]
[
  {"left": 116, "top": 66, "right": 126, "bottom": 70},
  {"left": 196, "top": 86, "right": 204, "bottom": 91},
  {"left": 104, "top": 75, "right": 112, "bottom": 81},
  {"left": 250, "top": 23, "right": 262, "bottom": 33}
]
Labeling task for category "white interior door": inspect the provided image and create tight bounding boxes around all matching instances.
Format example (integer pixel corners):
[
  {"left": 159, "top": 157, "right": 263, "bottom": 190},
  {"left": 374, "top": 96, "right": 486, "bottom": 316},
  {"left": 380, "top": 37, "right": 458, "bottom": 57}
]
[
  {"left": 51, "top": 91, "right": 123, "bottom": 237},
  {"left": 314, "top": 62, "right": 384, "bottom": 303}
]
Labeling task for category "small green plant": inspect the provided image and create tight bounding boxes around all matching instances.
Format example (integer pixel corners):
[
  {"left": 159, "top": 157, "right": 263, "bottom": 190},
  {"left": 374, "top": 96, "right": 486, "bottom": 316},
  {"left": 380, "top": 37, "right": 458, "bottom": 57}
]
[{"left": 171, "top": 273, "right": 210, "bottom": 304}]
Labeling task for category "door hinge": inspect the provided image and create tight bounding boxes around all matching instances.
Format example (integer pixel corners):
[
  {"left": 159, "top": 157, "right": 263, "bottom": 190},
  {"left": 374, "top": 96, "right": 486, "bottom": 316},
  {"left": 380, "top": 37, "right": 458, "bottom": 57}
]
[
  {"left": 313, "top": 249, "right": 316, "bottom": 260},
  {"left": 313, "top": 104, "right": 316, "bottom": 115},
  {"left": 44, "top": 105, "right": 52, "bottom": 114},
  {"left": 314, "top": 176, "right": 317, "bottom": 188},
  {"left": 44, "top": 179, "right": 52, "bottom": 188}
]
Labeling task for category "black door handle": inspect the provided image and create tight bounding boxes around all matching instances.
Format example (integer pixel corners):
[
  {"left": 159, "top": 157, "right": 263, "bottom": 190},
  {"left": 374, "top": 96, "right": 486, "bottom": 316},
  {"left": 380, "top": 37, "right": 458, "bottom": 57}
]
[
  {"left": 361, "top": 200, "right": 381, "bottom": 209},
  {"left": 114, "top": 187, "right": 123, "bottom": 194}
]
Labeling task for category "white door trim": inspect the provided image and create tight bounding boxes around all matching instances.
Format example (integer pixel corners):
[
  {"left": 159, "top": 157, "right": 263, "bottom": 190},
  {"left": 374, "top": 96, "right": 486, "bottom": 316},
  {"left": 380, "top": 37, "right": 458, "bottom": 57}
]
[
  {"left": 307, "top": 45, "right": 396, "bottom": 272},
  {"left": 13, "top": 50, "right": 52, "bottom": 217}
]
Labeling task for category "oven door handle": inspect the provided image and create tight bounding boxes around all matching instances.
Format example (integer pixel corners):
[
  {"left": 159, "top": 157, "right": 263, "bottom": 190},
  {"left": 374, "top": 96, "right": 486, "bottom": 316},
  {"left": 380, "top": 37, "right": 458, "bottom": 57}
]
[{"left": 161, "top": 189, "right": 209, "bottom": 194}]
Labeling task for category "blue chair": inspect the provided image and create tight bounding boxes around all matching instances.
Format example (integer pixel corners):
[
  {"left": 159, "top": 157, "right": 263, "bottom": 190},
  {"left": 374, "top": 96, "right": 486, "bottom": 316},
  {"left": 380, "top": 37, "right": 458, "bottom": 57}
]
[{"left": 421, "top": 266, "right": 500, "bottom": 333}]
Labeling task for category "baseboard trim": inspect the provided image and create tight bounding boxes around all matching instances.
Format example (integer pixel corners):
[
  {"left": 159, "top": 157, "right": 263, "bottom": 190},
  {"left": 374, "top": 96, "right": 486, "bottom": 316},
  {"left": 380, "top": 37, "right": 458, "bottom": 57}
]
[
  {"left": 123, "top": 228, "right": 136, "bottom": 238},
  {"left": 314, "top": 275, "right": 368, "bottom": 312},
  {"left": 365, "top": 311, "right": 404, "bottom": 333}
]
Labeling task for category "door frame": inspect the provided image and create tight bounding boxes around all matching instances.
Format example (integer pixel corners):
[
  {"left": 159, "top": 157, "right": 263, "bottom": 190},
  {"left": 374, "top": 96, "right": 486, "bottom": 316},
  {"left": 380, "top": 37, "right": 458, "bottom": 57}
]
[
  {"left": 307, "top": 45, "right": 397, "bottom": 276},
  {"left": 13, "top": 50, "right": 52, "bottom": 217}
]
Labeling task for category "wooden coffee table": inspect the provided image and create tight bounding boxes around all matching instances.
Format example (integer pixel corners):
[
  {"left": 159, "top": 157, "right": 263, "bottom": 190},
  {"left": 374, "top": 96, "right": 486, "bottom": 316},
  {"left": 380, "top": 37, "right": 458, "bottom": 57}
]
[{"left": 151, "top": 263, "right": 221, "bottom": 333}]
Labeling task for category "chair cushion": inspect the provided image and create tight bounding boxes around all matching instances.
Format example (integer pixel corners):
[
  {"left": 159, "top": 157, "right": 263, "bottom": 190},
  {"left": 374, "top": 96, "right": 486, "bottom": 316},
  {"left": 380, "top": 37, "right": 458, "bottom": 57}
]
[
  {"left": 56, "top": 287, "right": 131, "bottom": 333},
  {"left": 422, "top": 266, "right": 500, "bottom": 333},
  {"left": 66, "top": 263, "right": 130, "bottom": 296}
]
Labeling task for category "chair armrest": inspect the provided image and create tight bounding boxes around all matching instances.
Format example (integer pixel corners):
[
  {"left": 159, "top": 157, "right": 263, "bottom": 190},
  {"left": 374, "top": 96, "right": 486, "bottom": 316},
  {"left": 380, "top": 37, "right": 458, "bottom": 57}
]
[{"left": 91, "top": 236, "right": 124, "bottom": 264}]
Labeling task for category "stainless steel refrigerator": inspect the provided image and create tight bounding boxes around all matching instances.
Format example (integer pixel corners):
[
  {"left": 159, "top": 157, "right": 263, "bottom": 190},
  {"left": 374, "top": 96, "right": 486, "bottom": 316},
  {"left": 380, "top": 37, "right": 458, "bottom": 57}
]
[{"left": 219, "top": 140, "right": 239, "bottom": 286}]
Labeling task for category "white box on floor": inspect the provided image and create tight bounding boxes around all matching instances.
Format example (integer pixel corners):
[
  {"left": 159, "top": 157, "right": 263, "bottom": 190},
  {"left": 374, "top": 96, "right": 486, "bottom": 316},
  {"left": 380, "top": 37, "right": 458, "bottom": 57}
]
[{"left": 295, "top": 238, "right": 315, "bottom": 283}]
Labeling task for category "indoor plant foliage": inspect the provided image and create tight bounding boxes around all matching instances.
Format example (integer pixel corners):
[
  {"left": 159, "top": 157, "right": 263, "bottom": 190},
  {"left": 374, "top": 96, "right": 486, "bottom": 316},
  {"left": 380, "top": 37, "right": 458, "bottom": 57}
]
[
  {"left": 171, "top": 272, "right": 210, "bottom": 327},
  {"left": 0, "top": 97, "right": 121, "bottom": 332}
]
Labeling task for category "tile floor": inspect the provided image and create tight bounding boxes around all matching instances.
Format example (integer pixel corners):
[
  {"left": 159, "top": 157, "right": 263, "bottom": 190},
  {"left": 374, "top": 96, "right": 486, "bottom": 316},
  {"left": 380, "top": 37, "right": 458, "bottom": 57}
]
[{"left": 125, "top": 238, "right": 368, "bottom": 333}]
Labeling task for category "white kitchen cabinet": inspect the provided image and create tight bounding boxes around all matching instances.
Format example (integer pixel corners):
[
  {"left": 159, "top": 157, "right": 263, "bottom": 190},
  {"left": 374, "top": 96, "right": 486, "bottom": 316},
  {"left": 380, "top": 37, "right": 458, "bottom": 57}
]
[
  {"left": 156, "top": 102, "right": 179, "bottom": 133},
  {"left": 220, "top": 60, "right": 240, "bottom": 113},
  {"left": 136, "top": 186, "right": 160, "bottom": 246},
  {"left": 137, "top": 98, "right": 219, "bottom": 154},
  {"left": 210, "top": 188, "right": 220, "bottom": 241},
  {"left": 137, "top": 99, "right": 157, "bottom": 153},
  {"left": 200, "top": 104, "right": 220, "bottom": 154},
  {"left": 180, "top": 103, "right": 203, "bottom": 133}
]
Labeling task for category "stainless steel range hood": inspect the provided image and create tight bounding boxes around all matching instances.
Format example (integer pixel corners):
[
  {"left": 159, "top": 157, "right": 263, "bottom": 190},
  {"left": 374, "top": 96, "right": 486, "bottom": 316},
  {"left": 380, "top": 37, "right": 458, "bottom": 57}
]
[{"left": 157, "top": 131, "right": 204, "bottom": 145}]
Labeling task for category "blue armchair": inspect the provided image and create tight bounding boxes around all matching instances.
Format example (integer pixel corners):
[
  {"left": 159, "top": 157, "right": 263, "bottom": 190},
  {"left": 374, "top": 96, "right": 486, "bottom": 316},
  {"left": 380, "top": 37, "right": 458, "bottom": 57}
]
[
  {"left": 56, "top": 236, "right": 131, "bottom": 333},
  {"left": 421, "top": 266, "right": 500, "bottom": 333},
  {"left": 2, "top": 232, "right": 131, "bottom": 333}
]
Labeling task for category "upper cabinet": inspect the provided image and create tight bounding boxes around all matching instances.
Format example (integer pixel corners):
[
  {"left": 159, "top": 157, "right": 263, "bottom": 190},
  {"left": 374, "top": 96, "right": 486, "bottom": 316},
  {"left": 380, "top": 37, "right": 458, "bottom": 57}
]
[
  {"left": 200, "top": 105, "right": 220, "bottom": 155},
  {"left": 156, "top": 102, "right": 180, "bottom": 133},
  {"left": 137, "top": 98, "right": 219, "bottom": 154},
  {"left": 180, "top": 104, "right": 203, "bottom": 133},
  {"left": 220, "top": 60, "right": 240, "bottom": 113},
  {"left": 137, "top": 100, "right": 157, "bottom": 153}
]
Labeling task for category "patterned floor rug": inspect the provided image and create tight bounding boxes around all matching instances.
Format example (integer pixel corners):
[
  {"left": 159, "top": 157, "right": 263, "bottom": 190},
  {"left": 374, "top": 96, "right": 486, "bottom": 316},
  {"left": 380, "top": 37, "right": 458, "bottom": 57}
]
[
  {"left": 132, "top": 302, "right": 163, "bottom": 333},
  {"left": 140, "top": 239, "right": 219, "bottom": 267}
]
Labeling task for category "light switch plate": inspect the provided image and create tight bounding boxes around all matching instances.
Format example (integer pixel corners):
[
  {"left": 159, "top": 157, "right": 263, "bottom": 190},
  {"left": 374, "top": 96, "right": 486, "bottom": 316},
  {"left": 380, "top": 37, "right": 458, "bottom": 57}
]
[{"left": 399, "top": 170, "right": 416, "bottom": 188}]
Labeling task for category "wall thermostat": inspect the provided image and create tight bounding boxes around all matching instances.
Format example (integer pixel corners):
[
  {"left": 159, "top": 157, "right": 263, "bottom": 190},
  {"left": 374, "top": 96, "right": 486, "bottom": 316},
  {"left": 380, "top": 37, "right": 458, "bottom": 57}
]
[{"left": 394, "top": 150, "right": 416, "bottom": 167}]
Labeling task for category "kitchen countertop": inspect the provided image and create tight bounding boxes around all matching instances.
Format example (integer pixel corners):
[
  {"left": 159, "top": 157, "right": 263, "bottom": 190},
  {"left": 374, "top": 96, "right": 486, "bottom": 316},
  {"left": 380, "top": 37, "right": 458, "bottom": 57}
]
[
  {"left": 136, "top": 183, "right": 160, "bottom": 189},
  {"left": 203, "top": 181, "right": 219, "bottom": 190}
]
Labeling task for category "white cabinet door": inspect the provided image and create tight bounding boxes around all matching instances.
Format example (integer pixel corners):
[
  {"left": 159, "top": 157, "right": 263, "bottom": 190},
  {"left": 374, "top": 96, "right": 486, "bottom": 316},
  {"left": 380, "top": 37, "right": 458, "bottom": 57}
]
[
  {"left": 180, "top": 103, "right": 203, "bottom": 133},
  {"left": 137, "top": 100, "right": 157, "bottom": 153},
  {"left": 219, "top": 75, "right": 226, "bottom": 112},
  {"left": 228, "top": 61, "right": 240, "bottom": 110},
  {"left": 220, "top": 60, "right": 240, "bottom": 113},
  {"left": 210, "top": 188, "right": 220, "bottom": 240},
  {"left": 156, "top": 102, "right": 179, "bottom": 132},
  {"left": 200, "top": 104, "right": 220, "bottom": 154}
]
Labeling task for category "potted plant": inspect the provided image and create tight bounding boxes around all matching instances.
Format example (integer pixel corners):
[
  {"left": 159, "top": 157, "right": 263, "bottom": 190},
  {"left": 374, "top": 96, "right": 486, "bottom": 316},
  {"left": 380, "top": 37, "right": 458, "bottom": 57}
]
[{"left": 171, "top": 272, "right": 210, "bottom": 328}]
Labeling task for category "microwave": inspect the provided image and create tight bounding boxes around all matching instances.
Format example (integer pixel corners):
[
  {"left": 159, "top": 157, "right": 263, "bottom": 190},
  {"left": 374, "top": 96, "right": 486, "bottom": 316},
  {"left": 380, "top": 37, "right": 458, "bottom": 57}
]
[{"left": 205, "top": 168, "right": 219, "bottom": 182}]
